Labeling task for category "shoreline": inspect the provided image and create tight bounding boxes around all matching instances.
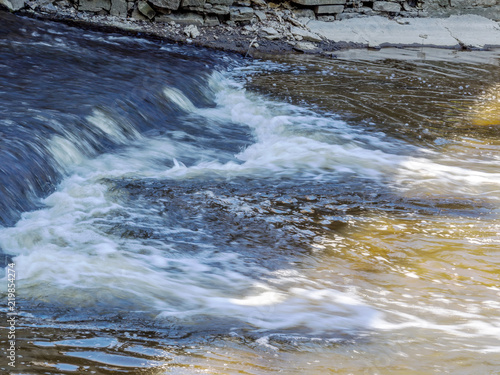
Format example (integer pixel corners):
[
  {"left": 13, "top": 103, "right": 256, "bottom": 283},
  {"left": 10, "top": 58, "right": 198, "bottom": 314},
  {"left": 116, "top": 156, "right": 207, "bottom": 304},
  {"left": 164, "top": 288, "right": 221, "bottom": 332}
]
[{"left": 5, "top": 6, "right": 500, "bottom": 58}]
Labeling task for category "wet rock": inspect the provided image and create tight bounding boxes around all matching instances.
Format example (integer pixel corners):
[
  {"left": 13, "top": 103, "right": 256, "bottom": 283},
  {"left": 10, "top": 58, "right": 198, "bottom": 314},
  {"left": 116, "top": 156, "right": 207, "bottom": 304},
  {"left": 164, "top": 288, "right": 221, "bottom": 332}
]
[
  {"left": 373, "top": 1, "right": 401, "bottom": 13},
  {"left": 230, "top": 6, "right": 254, "bottom": 21},
  {"left": 315, "top": 4, "right": 344, "bottom": 14},
  {"left": 79, "top": 0, "right": 111, "bottom": 12},
  {"left": 149, "top": 0, "right": 181, "bottom": 10},
  {"left": 0, "top": 0, "right": 25, "bottom": 11},
  {"left": 137, "top": 0, "right": 155, "bottom": 18},
  {"left": 110, "top": 0, "right": 127, "bottom": 16},
  {"left": 290, "top": 25, "right": 322, "bottom": 41},
  {"left": 184, "top": 24, "right": 200, "bottom": 37},
  {"left": 156, "top": 11, "right": 204, "bottom": 24}
]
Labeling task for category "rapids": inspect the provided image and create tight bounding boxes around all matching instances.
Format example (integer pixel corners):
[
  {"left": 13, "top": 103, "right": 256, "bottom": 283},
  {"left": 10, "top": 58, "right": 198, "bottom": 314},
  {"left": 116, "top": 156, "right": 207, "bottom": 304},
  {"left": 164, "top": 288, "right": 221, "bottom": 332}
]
[{"left": 1, "top": 11, "right": 499, "bottom": 375}]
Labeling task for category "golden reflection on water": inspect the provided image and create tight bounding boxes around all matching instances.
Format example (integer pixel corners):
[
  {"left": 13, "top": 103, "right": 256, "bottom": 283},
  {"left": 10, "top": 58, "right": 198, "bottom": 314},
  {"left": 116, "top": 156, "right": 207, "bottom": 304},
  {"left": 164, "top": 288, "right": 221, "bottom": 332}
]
[{"left": 471, "top": 84, "right": 500, "bottom": 126}]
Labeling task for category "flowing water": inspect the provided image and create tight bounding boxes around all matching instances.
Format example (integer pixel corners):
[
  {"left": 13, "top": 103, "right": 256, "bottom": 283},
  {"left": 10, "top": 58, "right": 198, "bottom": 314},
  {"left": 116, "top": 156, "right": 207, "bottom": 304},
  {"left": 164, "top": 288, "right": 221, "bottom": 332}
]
[{"left": 1, "top": 11, "right": 500, "bottom": 375}]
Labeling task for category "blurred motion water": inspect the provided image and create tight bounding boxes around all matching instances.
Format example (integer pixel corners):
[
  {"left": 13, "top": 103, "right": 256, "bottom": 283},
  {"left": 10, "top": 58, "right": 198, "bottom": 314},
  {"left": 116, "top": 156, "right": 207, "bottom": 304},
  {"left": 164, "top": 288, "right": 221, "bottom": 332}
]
[{"left": 1, "top": 11, "right": 499, "bottom": 375}]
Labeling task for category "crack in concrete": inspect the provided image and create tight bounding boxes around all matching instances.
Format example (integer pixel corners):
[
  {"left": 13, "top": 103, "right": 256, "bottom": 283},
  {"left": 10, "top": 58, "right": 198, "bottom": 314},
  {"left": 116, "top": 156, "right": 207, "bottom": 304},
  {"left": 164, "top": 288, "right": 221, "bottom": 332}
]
[{"left": 443, "top": 25, "right": 465, "bottom": 48}]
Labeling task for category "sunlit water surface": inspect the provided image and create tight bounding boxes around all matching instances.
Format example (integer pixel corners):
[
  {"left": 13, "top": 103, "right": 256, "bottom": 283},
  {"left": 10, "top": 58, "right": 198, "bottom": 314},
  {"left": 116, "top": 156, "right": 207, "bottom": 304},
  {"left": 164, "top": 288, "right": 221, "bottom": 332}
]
[{"left": 0, "top": 12, "right": 499, "bottom": 375}]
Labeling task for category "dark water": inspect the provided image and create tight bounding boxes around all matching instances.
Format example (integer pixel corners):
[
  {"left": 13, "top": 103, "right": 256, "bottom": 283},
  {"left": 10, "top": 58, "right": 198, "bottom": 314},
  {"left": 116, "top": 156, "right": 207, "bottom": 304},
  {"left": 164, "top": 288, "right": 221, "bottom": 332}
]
[{"left": 1, "top": 11, "right": 500, "bottom": 374}]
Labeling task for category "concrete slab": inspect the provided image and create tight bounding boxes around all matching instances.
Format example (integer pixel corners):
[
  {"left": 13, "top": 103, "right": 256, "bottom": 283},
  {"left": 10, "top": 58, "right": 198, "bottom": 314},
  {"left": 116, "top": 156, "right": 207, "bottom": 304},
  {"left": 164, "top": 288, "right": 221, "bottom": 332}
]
[
  {"left": 306, "top": 15, "right": 500, "bottom": 48},
  {"left": 440, "top": 15, "right": 500, "bottom": 48}
]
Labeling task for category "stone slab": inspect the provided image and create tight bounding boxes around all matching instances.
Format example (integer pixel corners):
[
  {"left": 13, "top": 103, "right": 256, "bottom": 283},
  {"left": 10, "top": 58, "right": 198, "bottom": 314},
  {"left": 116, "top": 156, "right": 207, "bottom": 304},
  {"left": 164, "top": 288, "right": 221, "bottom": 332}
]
[
  {"left": 315, "top": 5, "right": 344, "bottom": 14},
  {"left": 373, "top": 1, "right": 401, "bottom": 13},
  {"left": 156, "top": 12, "right": 204, "bottom": 24},
  {"left": 292, "top": 0, "right": 345, "bottom": 6},
  {"left": 204, "top": 14, "right": 220, "bottom": 25},
  {"left": 230, "top": 6, "right": 253, "bottom": 21},
  {"left": 110, "top": 0, "right": 127, "bottom": 16},
  {"left": 132, "top": 6, "right": 148, "bottom": 19},
  {"left": 207, "top": 4, "right": 229, "bottom": 13},
  {"left": 79, "top": 0, "right": 111, "bottom": 12},
  {"left": 149, "top": 0, "right": 181, "bottom": 10},
  {"left": 207, "top": 0, "right": 233, "bottom": 5},
  {"left": 137, "top": 0, "right": 155, "bottom": 19},
  {"left": 290, "top": 26, "right": 322, "bottom": 41},
  {"left": 181, "top": 0, "right": 205, "bottom": 7},
  {"left": 306, "top": 14, "right": 500, "bottom": 48}
]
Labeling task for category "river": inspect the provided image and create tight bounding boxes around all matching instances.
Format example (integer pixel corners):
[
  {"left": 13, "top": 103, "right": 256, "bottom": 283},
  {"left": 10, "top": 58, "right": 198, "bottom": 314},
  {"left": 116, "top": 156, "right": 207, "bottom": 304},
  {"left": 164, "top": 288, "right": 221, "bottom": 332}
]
[{"left": 1, "top": 11, "right": 499, "bottom": 374}]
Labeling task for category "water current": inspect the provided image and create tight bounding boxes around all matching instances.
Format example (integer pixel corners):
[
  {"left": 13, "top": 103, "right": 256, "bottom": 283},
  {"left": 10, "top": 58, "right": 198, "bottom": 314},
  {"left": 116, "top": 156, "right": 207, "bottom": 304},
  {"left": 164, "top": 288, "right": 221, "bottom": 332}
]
[{"left": 1, "top": 11, "right": 499, "bottom": 374}]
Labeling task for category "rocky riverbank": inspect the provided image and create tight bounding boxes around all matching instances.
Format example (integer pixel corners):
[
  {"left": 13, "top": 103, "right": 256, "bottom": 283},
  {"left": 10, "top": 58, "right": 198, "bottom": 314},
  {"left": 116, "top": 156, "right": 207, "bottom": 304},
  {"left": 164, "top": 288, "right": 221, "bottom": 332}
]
[{"left": 1, "top": 0, "right": 500, "bottom": 56}]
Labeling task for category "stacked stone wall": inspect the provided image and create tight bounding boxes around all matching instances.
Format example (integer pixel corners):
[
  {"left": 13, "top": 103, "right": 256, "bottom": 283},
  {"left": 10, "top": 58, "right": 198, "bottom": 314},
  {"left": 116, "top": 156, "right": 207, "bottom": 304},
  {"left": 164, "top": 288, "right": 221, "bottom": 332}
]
[{"left": 2, "top": 0, "right": 499, "bottom": 26}]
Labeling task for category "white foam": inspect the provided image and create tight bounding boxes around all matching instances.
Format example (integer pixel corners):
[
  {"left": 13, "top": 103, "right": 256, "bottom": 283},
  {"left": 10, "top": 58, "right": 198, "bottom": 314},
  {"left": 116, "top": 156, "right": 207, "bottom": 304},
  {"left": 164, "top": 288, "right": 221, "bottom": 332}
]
[
  {"left": 87, "top": 109, "right": 140, "bottom": 144},
  {"left": 2, "top": 70, "right": 499, "bottom": 340},
  {"left": 163, "top": 87, "right": 197, "bottom": 112}
]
